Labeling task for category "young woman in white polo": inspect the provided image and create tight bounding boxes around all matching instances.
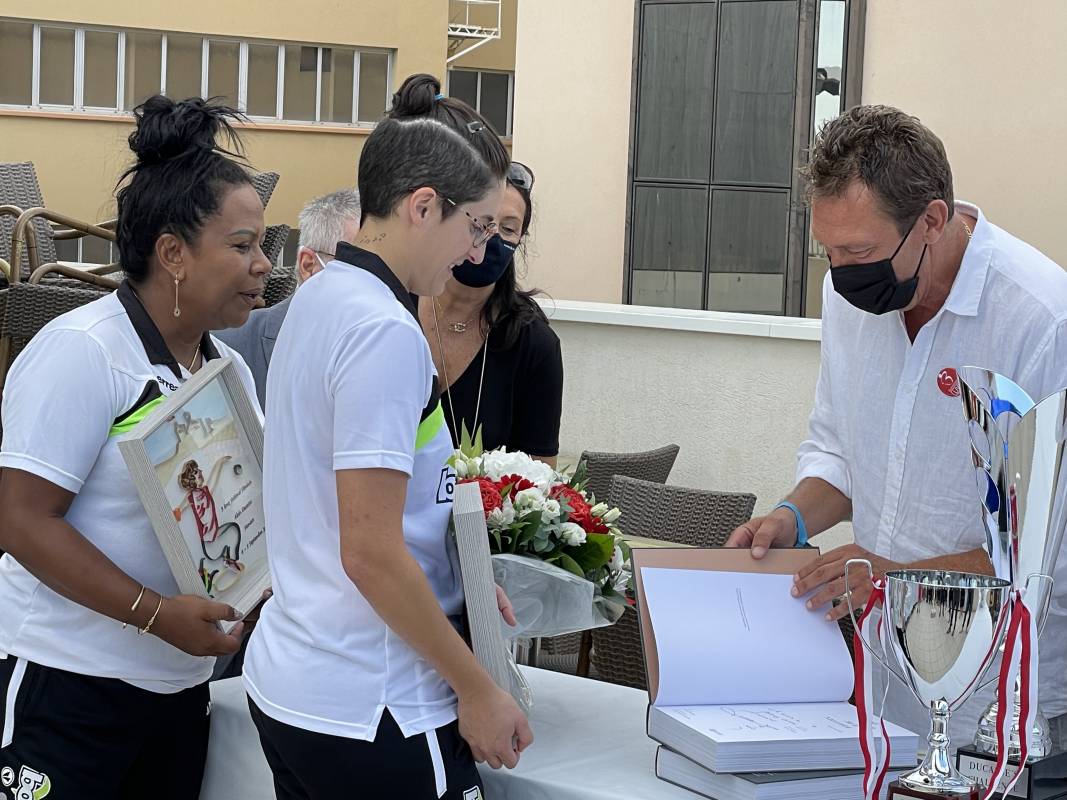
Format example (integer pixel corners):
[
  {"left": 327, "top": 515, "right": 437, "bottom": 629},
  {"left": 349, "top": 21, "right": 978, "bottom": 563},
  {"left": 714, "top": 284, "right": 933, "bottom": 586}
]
[
  {"left": 0, "top": 96, "right": 268, "bottom": 799},
  {"left": 243, "top": 94, "right": 532, "bottom": 798}
]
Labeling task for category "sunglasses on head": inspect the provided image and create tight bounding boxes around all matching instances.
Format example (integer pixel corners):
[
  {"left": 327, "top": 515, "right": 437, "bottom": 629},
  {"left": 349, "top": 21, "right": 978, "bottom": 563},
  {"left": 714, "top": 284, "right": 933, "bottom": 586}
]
[{"left": 507, "top": 161, "right": 535, "bottom": 191}]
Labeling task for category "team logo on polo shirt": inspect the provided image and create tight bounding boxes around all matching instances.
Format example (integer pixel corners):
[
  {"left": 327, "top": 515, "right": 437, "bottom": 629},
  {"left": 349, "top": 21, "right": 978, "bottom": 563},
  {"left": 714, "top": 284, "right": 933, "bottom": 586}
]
[
  {"left": 0, "top": 765, "right": 51, "bottom": 800},
  {"left": 463, "top": 788, "right": 483, "bottom": 800},
  {"left": 436, "top": 466, "right": 457, "bottom": 504},
  {"left": 937, "top": 367, "right": 961, "bottom": 398}
]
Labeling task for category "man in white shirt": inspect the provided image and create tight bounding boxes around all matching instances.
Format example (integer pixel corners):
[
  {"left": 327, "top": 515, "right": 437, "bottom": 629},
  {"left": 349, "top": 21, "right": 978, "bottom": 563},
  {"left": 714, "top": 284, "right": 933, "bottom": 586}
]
[{"left": 727, "top": 105, "right": 1067, "bottom": 746}]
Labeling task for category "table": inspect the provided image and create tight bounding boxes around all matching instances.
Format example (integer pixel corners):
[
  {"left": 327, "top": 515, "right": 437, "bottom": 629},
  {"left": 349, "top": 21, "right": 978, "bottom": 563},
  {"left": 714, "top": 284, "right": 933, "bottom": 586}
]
[{"left": 202, "top": 667, "right": 697, "bottom": 800}]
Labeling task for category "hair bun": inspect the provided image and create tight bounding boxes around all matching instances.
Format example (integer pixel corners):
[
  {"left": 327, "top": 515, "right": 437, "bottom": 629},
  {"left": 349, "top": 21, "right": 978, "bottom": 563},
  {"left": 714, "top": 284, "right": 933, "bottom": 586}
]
[
  {"left": 128, "top": 95, "right": 245, "bottom": 165},
  {"left": 389, "top": 74, "right": 441, "bottom": 118}
]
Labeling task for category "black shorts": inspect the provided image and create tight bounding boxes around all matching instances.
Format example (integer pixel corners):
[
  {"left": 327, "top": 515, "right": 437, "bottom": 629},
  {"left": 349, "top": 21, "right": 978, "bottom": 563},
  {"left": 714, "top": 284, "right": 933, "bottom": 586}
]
[
  {"left": 0, "top": 655, "right": 210, "bottom": 800},
  {"left": 249, "top": 696, "right": 485, "bottom": 800}
]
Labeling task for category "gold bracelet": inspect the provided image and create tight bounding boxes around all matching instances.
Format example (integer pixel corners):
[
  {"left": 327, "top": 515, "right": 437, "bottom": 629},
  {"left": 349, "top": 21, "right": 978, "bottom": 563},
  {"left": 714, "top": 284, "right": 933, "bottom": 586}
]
[
  {"left": 121, "top": 585, "right": 147, "bottom": 630},
  {"left": 138, "top": 594, "right": 164, "bottom": 636}
]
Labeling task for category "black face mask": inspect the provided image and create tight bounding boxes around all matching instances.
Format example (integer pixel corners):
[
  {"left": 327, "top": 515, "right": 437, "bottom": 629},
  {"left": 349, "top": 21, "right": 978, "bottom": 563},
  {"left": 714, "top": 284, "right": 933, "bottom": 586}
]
[
  {"left": 830, "top": 225, "right": 928, "bottom": 315},
  {"left": 451, "top": 235, "right": 517, "bottom": 288}
]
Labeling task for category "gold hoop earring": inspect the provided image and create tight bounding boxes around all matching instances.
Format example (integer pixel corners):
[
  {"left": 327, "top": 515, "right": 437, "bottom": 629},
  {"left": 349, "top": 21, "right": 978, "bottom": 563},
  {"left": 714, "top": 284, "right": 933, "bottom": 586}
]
[{"left": 173, "top": 276, "right": 181, "bottom": 318}]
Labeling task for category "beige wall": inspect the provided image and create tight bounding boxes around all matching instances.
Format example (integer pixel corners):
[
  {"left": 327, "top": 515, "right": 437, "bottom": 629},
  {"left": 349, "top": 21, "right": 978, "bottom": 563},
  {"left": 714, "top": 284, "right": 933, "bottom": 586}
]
[
  {"left": 512, "top": 0, "right": 633, "bottom": 303},
  {"left": 513, "top": 0, "right": 1067, "bottom": 307},
  {"left": 1, "top": 0, "right": 448, "bottom": 229},
  {"left": 862, "top": 0, "right": 1067, "bottom": 269}
]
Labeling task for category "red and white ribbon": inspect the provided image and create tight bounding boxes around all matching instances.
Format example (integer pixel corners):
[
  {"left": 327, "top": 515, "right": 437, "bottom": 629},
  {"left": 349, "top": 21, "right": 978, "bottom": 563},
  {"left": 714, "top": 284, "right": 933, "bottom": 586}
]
[
  {"left": 981, "top": 588, "right": 1038, "bottom": 800},
  {"left": 855, "top": 578, "right": 892, "bottom": 800}
]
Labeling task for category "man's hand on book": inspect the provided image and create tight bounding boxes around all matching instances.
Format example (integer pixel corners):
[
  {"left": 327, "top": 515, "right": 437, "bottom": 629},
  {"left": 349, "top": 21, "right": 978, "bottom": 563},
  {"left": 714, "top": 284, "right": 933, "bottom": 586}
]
[{"left": 790, "top": 544, "right": 899, "bottom": 621}]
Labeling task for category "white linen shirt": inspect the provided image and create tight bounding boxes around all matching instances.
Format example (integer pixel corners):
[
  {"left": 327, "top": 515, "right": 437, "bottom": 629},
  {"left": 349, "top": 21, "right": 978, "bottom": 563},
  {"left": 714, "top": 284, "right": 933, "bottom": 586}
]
[
  {"left": 798, "top": 202, "right": 1067, "bottom": 739},
  {"left": 242, "top": 244, "right": 462, "bottom": 741}
]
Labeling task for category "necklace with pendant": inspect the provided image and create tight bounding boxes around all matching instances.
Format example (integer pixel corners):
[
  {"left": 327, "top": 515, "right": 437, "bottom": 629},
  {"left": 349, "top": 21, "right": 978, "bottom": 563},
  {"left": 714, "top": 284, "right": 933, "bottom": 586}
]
[{"left": 434, "top": 298, "right": 477, "bottom": 334}]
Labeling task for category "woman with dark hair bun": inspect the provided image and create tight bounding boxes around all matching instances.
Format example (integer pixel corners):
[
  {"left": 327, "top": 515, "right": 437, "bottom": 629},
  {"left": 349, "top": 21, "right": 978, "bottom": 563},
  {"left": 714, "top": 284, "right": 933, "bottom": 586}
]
[
  {"left": 243, "top": 77, "right": 532, "bottom": 799},
  {"left": 0, "top": 95, "right": 268, "bottom": 797},
  {"left": 388, "top": 75, "right": 564, "bottom": 462}
]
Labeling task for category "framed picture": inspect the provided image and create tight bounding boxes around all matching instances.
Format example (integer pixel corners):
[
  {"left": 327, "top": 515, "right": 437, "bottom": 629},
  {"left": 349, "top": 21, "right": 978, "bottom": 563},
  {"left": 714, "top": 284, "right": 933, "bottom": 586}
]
[{"left": 118, "top": 357, "right": 269, "bottom": 630}]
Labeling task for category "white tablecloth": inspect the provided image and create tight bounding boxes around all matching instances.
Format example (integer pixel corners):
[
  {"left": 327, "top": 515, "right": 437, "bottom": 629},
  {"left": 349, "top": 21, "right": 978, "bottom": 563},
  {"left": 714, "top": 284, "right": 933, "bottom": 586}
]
[{"left": 202, "top": 667, "right": 697, "bottom": 800}]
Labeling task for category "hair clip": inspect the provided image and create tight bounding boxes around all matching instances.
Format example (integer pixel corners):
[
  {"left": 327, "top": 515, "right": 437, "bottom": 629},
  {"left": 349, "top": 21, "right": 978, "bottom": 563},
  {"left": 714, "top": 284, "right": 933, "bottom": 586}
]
[
  {"left": 466, "top": 120, "right": 486, "bottom": 135},
  {"left": 434, "top": 93, "right": 445, "bottom": 101}
]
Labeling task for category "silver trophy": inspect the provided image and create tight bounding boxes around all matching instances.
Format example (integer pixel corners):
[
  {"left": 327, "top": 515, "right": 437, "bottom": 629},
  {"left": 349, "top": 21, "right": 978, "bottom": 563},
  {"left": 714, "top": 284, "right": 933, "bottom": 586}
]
[
  {"left": 958, "top": 367, "right": 1067, "bottom": 765},
  {"left": 846, "top": 563, "right": 1012, "bottom": 798}
]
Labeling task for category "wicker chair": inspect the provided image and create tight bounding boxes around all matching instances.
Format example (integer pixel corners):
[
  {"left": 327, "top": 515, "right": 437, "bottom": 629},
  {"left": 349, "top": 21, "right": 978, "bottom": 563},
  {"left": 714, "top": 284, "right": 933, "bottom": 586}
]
[
  {"left": 579, "top": 444, "right": 681, "bottom": 505},
  {"left": 250, "top": 171, "right": 280, "bottom": 208},
  {"left": 590, "top": 476, "right": 757, "bottom": 689},
  {"left": 536, "top": 444, "right": 682, "bottom": 673}
]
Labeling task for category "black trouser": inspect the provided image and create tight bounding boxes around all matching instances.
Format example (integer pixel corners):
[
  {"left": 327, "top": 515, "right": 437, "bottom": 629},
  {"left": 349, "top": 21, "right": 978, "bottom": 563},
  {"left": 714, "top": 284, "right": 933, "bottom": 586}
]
[
  {"left": 0, "top": 655, "right": 210, "bottom": 800},
  {"left": 249, "top": 697, "right": 485, "bottom": 800}
]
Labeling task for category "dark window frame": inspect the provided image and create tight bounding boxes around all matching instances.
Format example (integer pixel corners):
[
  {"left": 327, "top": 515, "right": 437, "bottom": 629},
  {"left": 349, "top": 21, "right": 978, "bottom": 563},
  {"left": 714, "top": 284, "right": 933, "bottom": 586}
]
[{"left": 623, "top": 0, "right": 866, "bottom": 316}]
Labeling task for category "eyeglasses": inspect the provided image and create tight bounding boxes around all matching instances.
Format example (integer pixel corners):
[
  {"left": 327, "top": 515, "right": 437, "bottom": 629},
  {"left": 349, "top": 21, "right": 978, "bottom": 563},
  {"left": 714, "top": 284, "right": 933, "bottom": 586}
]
[
  {"left": 507, "top": 161, "right": 535, "bottom": 191},
  {"left": 441, "top": 195, "right": 497, "bottom": 247}
]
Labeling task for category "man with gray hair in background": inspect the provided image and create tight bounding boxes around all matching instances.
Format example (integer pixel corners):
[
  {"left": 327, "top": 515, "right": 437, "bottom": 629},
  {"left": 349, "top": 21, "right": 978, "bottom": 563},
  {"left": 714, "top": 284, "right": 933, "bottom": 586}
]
[{"left": 216, "top": 188, "right": 361, "bottom": 409}]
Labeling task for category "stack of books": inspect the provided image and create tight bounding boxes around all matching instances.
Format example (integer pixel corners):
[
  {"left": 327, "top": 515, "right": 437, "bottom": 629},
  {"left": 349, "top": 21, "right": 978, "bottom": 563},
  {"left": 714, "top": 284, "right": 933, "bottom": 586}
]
[{"left": 632, "top": 548, "right": 920, "bottom": 800}]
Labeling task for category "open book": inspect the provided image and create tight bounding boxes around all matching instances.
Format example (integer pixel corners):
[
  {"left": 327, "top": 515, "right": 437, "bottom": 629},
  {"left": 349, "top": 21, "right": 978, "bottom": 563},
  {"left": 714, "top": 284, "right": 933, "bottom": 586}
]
[{"left": 634, "top": 548, "right": 918, "bottom": 773}]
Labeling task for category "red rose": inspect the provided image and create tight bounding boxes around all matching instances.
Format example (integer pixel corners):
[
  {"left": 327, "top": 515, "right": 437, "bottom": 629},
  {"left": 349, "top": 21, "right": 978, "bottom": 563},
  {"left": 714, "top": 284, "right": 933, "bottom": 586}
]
[
  {"left": 463, "top": 476, "right": 502, "bottom": 518},
  {"left": 551, "top": 484, "right": 594, "bottom": 525},
  {"left": 499, "top": 474, "right": 535, "bottom": 499}
]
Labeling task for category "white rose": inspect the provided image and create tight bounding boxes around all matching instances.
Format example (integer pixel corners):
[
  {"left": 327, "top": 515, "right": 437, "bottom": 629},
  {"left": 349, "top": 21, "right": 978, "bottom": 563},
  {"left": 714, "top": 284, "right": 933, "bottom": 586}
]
[
  {"left": 513, "top": 486, "right": 546, "bottom": 510},
  {"left": 487, "top": 501, "right": 516, "bottom": 528},
  {"left": 560, "top": 522, "right": 587, "bottom": 547},
  {"left": 454, "top": 459, "right": 469, "bottom": 478},
  {"left": 540, "top": 498, "right": 561, "bottom": 524}
]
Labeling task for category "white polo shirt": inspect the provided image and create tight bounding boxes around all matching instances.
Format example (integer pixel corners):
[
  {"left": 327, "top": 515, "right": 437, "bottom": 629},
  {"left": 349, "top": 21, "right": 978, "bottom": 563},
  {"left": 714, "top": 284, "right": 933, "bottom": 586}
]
[
  {"left": 0, "top": 282, "right": 261, "bottom": 693},
  {"left": 798, "top": 201, "right": 1067, "bottom": 740},
  {"left": 243, "top": 243, "right": 462, "bottom": 740}
]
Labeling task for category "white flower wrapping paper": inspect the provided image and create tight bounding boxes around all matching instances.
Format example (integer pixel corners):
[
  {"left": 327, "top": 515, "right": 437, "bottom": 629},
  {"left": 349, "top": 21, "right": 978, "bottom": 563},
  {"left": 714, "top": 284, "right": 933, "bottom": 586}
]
[{"left": 492, "top": 553, "right": 626, "bottom": 639}]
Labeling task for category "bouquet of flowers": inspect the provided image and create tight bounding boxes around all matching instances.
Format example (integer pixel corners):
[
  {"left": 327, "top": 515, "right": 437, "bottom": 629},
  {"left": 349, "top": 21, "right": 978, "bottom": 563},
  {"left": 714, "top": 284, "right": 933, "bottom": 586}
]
[{"left": 450, "top": 429, "right": 629, "bottom": 638}]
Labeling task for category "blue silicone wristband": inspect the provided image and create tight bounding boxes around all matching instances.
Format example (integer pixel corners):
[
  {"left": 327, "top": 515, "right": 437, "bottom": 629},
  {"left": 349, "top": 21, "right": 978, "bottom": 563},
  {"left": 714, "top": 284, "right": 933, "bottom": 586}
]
[{"left": 774, "top": 501, "right": 808, "bottom": 548}]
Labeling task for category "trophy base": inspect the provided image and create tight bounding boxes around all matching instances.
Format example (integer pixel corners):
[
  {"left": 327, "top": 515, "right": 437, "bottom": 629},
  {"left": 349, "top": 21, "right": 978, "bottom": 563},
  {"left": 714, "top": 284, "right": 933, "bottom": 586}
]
[
  {"left": 887, "top": 779, "right": 978, "bottom": 799},
  {"left": 955, "top": 745, "right": 1067, "bottom": 799}
]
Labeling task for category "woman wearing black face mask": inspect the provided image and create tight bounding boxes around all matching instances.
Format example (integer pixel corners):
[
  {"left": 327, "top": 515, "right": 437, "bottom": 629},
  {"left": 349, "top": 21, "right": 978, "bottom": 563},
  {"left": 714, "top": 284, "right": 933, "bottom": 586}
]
[
  {"left": 417, "top": 161, "right": 564, "bottom": 465},
  {"left": 387, "top": 74, "right": 564, "bottom": 464}
]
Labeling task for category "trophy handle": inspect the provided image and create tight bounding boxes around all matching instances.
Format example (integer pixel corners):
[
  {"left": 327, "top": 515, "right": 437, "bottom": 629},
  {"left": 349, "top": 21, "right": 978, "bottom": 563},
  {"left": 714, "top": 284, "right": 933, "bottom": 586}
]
[
  {"left": 1025, "top": 572, "right": 1055, "bottom": 633},
  {"left": 844, "top": 558, "right": 909, "bottom": 687}
]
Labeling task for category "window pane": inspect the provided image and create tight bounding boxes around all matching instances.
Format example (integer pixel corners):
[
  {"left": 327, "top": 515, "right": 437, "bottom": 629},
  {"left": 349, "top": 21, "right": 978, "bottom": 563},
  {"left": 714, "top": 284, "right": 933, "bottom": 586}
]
[
  {"left": 357, "top": 52, "right": 389, "bottom": 123},
  {"left": 636, "top": 3, "right": 716, "bottom": 182},
  {"left": 713, "top": 1, "right": 798, "bottom": 185},
  {"left": 814, "top": 1, "right": 846, "bottom": 138},
  {"left": 124, "top": 31, "right": 162, "bottom": 108},
  {"left": 706, "top": 190, "right": 788, "bottom": 313},
  {"left": 207, "top": 40, "right": 239, "bottom": 107},
  {"left": 630, "top": 185, "right": 708, "bottom": 310},
  {"left": 0, "top": 21, "right": 34, "bottom": 105},
  {"left": 81, "top": 235, "right": 114, "bottom": 264},
  {"left": 320, "top": 48, "right": 354, "bottom": 123},
  {"left": 447, "top": 69, "right": 477, "bottom": 110},
  {"left": 283, "top": 44, "right": 316, "bottom": 121},
  {"left": 480, "top": 72, "right": 509, "bottom": 135},
  {"left": 84, "top": 30, "right": 119, "bottom": 108},
  {"left": 166, "top": 33, "right": 202, "bottom": 101},
  {"left": 40, "top": 27, "right": 75, "bottom": 105},
  {"left": 247, "top": 44, "right": 278, "bottom": 117}
]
